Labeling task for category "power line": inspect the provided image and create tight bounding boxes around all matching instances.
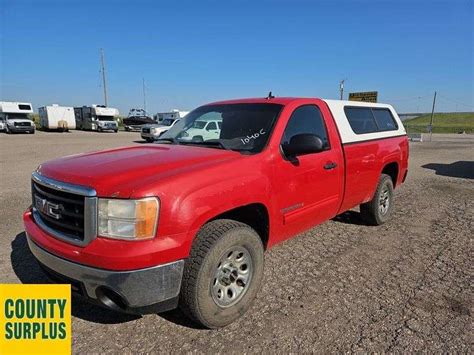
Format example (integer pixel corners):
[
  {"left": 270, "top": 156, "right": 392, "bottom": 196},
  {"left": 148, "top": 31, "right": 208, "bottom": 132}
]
[
  {"left": 384, "top": 95, "right": 429, "bottom": 102},
  {"left": 436, "top": 94, "right": 474, "bottom": 109}
]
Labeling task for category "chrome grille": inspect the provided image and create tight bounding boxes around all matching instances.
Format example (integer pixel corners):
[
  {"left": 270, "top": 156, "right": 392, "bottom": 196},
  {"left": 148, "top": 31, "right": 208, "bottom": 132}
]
[
  {"left": 15, "top": 122, "right": 32, "bottom": 127},
  {"left": 31, "top": 172, "right": 97, "bottom": 246}
]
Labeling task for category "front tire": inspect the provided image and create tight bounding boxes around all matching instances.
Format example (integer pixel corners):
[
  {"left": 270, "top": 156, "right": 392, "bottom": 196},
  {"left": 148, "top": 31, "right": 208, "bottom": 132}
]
[
  {"left": 360, "top": 173, "right": 394, "bottom": 225},
  {"left": 179, "top": 219, "right": 264, "bottom": 328}
]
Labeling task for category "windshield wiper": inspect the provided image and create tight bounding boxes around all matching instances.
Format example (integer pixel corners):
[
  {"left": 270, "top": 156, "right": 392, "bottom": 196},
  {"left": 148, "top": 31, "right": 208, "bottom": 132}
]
[{"left": 179, "top": 140, "right": 228, "bottom": 150}]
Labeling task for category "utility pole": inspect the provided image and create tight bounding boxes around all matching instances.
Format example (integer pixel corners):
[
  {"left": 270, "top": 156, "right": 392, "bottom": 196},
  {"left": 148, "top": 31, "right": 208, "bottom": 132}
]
[
  {"left": 143, "top": 78, "right": 147, "bottom": 114},
  {"left": 100, "top": 48, "right": 108, "bottom": 106},
  {"left": 339, "top": 79, "right": 345, "bottom": 100},
  {"left": 429, "top": 91, "right": 437, "bottom": 142}
]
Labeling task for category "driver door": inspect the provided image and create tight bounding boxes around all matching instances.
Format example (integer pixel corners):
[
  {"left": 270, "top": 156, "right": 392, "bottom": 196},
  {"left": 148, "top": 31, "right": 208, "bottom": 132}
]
[{"left": 273, "top": 104, "right": 344, "bottom": 240}]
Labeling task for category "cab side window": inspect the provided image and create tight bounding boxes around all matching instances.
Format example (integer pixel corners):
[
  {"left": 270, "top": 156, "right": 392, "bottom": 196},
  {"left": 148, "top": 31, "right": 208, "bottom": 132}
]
[
  {"left": 206, "top": 122, "right": 217, "bottom": 131},
  {"left": 282, "top": 105, "right": 330, "bottom": 149}
]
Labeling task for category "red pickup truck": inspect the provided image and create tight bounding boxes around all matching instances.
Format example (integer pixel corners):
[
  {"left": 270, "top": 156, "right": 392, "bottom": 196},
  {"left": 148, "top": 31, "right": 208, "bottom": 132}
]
[{"left": 24, "top": 97, "right": 408, "bottom": 328}]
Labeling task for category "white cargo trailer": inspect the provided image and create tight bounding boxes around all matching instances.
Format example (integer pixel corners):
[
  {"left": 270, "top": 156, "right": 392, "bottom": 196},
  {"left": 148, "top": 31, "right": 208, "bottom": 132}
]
[
  {"left": 0, "top": 101, "right": 35, "bottom": 134},
  {"left": 38, "top": 104, "right": 76, "bottom": 131}
]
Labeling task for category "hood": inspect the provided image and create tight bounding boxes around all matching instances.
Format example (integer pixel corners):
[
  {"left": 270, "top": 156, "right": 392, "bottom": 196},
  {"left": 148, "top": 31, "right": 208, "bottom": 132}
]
[
  {"left": 153, "top": 125, "right": 170, "bottom": 133},
  {"left": 141, "top": 123, "right": 162, "bottom": 129},
  {"left": 37, "top": 144, "right": 241, "bottom": 197},
  {"left": 142, "top": 124, "right": 170, "bottom": 133},
  {"left": 181, "top": 127, "right": 204, "bottom": 136}
]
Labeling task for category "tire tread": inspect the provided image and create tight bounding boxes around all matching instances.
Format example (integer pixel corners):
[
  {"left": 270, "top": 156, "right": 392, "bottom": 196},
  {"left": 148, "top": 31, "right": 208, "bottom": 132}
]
[
  {"left": 179, "top": 219, "right": 251, "bottom": 326},
  {"left": 360, "top": 173, "right": 393, "bottom": 225}
]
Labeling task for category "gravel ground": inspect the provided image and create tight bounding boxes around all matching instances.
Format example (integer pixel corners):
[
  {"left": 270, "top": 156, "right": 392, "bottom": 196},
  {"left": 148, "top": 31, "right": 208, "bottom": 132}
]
[{"left": 1, "top": 131, "right": 472, "bottom": 353}]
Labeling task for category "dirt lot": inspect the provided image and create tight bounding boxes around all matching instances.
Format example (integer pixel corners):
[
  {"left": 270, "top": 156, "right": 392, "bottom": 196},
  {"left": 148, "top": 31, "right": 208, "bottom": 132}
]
[{"left": 0, "top": 131, "right": 472, "bottom": 353}]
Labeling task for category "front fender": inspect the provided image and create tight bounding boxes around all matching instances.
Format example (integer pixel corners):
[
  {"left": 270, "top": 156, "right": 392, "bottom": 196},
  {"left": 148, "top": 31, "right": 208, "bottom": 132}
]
[
  {"left": 185, "top": 174, "right": 270, "bottom": 233},
  {"left": 159, "top": 173, "right": 271, "bottom": 251}
]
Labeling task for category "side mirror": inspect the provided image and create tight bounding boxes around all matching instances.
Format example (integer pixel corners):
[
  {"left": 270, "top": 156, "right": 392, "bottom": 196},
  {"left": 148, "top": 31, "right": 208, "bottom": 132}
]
[{"left": 282, "top": 134, "right": 324, "bottom": 159}]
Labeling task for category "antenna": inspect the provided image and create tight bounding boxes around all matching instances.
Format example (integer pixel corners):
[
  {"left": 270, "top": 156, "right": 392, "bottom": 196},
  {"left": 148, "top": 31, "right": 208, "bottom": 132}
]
[
  {"left": 143, "top": 78, "right": 147, "bottom": 114},
  {"left": 100, "top": 48, "right": 108, "bottom": 106},
  {"left": 267, "top": 91, "right": 275, "bottom": 100}
]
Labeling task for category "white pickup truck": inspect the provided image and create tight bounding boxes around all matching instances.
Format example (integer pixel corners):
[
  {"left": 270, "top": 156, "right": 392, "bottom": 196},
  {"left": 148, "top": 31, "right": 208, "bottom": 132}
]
[
  {"left": 178, "top": 119, "right": 222, "bottom": 141},
  {"left": 141, "top": 118, "right": 181, "bottom": 142}
]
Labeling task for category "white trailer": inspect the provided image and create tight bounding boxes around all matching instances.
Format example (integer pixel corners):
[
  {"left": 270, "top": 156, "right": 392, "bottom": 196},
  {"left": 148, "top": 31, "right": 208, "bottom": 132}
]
[
  {"left": 154, "top": 109, "right": 189, "bottom": 123},
  {"left": 38, "top": 104, "right": 76, "bottom": 131},
  {"left": 0, "top": 101, "right": 35, "bottom": 134}
]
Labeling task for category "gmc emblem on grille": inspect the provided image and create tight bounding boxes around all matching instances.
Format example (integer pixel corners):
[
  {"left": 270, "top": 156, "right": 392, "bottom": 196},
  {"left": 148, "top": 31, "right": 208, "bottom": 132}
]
[{"left": 34, "top": 195, "right": 61, "bottom": 219}]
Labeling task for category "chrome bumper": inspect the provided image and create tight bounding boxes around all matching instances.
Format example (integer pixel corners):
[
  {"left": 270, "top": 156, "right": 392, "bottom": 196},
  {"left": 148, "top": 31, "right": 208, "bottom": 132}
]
[
  {"left": 27, "top": 235, "right": 184, "bottom": 311},
  {"left": 9, "top": 126, "right": 35, "bottom": 132}
]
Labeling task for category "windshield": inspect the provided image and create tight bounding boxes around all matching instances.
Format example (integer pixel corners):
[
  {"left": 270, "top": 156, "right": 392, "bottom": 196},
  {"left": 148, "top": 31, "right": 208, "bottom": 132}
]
[
  {"left": 6, "top": 113, "right": 30, "bottom": 120},
  {"left": 161, "top": 118, "right": 176, "bottom": 126},
  {"left": 97, "top": 116, "right": 115, "bottom": 121},
  {"left": 160, "top": 103, "right": 283, "bottom": 153}
]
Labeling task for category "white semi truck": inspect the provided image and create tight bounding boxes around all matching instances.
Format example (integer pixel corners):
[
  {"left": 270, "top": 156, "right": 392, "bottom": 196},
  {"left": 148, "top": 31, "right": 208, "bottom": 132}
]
[
  {"left": 0, "top": 101, "right": 35, "bottom": 134},
  {"left": 38, "top": 104, "right": 76, "bottom": 131},
  {"left": 74, "top": 105, "right": 119, "bottom": 132}
]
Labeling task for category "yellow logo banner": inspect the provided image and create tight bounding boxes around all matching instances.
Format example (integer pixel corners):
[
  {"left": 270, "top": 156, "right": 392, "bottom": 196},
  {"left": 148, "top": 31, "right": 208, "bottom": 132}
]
[{"left": 0, "top": 284, "right": 71, "bottom": 354}]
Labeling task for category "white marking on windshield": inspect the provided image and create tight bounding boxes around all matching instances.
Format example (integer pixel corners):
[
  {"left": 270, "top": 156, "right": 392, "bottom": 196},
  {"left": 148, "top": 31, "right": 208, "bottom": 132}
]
[{"left": 240, "top": 129, "right": 266, "bottom": 145}]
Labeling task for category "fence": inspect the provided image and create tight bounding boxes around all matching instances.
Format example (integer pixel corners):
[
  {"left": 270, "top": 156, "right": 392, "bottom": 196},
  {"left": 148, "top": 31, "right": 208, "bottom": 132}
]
[{"left": 403, "top": 124, "right": 473, "bottom": 134}]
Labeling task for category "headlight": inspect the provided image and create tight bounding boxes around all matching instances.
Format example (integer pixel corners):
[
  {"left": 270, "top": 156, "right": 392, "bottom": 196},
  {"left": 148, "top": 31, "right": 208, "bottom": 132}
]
[{"left": 98, "top": 197, "right": 159, "bottom": 240}]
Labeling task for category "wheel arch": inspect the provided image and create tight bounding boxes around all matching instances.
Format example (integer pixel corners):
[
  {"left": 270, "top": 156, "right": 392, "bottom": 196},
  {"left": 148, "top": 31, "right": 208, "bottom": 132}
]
[
  {"left": 204, "top": 203, "right": 271, "bottom": 250},
  {"left": 381, "top": 161, "right": 399, "bottom": 187}
]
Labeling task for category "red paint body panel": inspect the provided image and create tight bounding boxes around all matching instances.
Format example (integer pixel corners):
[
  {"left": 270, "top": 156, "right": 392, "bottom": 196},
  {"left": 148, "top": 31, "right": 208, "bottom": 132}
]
[
  {"left": 338, "top": 135, "right": 409, "bottom": 212},
  {"left": 24, "top": 97, "right": 409, "bottom": 271}
]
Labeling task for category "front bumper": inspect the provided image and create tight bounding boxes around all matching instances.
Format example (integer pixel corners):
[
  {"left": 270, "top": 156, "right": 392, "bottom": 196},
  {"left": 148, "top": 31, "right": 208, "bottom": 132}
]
[
  {"left": 125, "top": 125, "right": 143, "bottom": 131},
  {"left": 9, "top": 126, "right": 35, "bottom": 133},
  {"left": 26, "top": 235, "right": 184, "bottom": 314},
  {"left": 141, "top": 132, "right": 158, "bottom": 140},
  {"left": 97, "top": 125, "right": 117, "bottom": 131}
]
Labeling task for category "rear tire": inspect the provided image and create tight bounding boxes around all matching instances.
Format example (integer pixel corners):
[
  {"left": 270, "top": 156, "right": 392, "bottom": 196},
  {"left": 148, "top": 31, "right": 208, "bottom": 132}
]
[
  {"left": 360, "top": 173, "right": 394, "bottom": 225},
  {"left": 179, "top": 219, "right": 264, "bottom": 328}
]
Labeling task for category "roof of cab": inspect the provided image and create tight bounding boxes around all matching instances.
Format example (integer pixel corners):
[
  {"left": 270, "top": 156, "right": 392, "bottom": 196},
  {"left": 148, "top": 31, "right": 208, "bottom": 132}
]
[{"left": 206, "top": 97, "right": 308, "bottom": 106}]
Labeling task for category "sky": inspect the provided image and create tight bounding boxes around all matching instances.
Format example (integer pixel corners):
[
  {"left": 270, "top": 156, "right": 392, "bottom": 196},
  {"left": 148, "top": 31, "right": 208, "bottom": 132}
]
[{"left": 1, "top": 0, "right": 473, "bottom": 115}]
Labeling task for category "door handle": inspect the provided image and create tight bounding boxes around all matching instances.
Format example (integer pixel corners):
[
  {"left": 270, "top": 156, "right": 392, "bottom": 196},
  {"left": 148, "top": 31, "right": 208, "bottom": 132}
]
[{"left": 324, "top": 162, "right": 337, "bottom": 170}]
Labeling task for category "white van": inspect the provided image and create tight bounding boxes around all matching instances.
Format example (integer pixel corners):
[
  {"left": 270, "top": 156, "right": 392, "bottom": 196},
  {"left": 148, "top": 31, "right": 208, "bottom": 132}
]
[
  {"left": 0, "top": 101, "right": 35, "bottom": 134},
  {"left": 38, "top": 105, "right": 76, "bottom": 131}
]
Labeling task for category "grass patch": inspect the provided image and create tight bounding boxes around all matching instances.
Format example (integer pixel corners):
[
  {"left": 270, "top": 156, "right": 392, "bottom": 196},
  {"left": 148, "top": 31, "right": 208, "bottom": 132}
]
[{"left": 404, "top": 112, "right": 474, "bottom": 134}]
